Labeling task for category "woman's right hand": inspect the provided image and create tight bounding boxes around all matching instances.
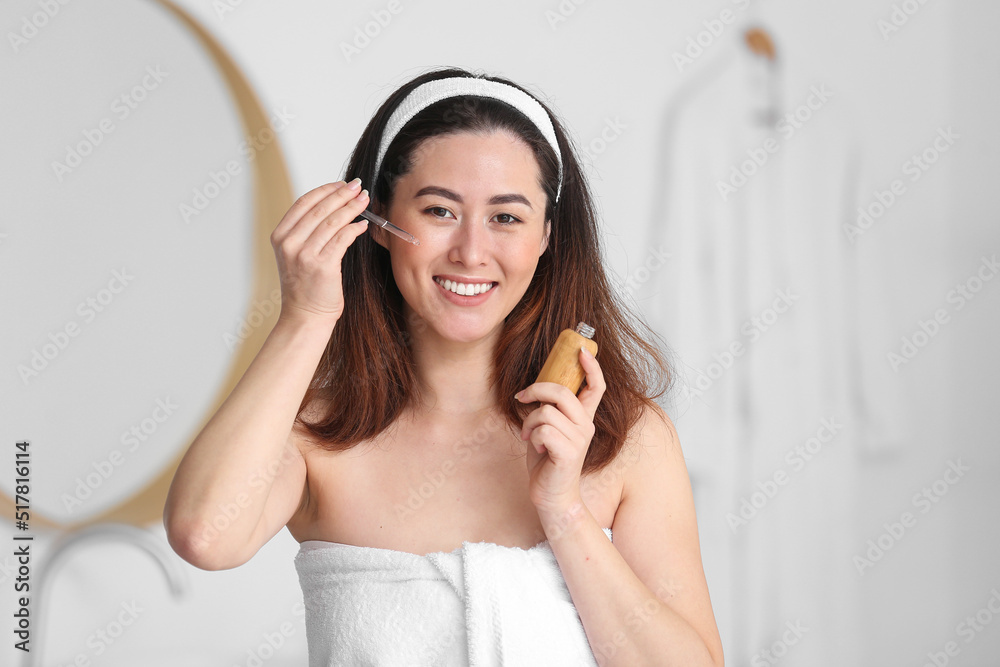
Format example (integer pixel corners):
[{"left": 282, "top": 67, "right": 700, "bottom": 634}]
[{"left": 269, "top": 178, "right": 371, "bottom": 327}]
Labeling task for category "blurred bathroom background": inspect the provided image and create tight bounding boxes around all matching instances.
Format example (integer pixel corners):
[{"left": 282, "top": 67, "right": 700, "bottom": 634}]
[{"left": 1, "top": 0, "right": 997, "bottom": 664}]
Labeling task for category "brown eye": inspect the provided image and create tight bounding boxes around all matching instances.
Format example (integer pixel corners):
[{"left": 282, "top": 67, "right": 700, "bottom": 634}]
[
  {"left": 426, "top": 206, "right": 453, "bottom": 218},
  {"left": 494, "top": 213, "right": 521, "bottom": 225}
]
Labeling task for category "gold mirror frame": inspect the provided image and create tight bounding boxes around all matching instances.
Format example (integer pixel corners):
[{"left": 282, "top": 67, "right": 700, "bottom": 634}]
[{"left": 1, "top": 0, "right": 292, "bottom": 529}]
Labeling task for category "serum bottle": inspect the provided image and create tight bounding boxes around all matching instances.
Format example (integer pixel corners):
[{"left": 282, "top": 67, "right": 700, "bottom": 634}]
[{"left": 534, "top": 322, "right": 598, "bottom": 395}]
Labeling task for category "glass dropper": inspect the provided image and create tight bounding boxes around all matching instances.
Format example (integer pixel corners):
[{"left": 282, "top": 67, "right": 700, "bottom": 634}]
[{"left": 357, "top": 209, "right": 420, "bottom": 246}]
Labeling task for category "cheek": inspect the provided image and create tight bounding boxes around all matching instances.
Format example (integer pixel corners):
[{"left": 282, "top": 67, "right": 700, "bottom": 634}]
[
  {"left": 390, "top": 246, "right": 428, "bottom": 285},
  {"left": 512, "top": 241, "right": 544, "bottom": 271},
  {"left": 402, "top": 221, "right": 454, "bottom": 247}
]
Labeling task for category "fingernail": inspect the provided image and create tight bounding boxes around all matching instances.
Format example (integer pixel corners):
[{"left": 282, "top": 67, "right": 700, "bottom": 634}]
[
  {"left": 581, "top": 347, "right": 593, "bottom": 357},
  {"left": 347, "top": 177, "right": 362, "bottom": 190},
  {"left": 515, "top": 391, "right": 524, "bottom": 400},
  {"left": 359, "top": 188, "right": 369, "bottom": 199}
]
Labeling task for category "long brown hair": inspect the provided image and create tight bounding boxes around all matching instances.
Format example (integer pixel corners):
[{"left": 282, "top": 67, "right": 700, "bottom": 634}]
[{"left": 294, "top": 66, "right": 674, "bottom": 475}]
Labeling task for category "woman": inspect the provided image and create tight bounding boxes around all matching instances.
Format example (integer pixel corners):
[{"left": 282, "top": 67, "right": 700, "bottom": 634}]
[{"left": 164, "top": 66, "right": 724, "bottom": 666}]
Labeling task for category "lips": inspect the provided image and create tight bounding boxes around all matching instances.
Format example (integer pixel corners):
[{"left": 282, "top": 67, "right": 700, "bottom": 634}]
[
  {"left": 432, "top": 277, "right": 498, "bottom": 307},
  {"left": 433, "top": 276, "right": 497, "bottom": 296}
]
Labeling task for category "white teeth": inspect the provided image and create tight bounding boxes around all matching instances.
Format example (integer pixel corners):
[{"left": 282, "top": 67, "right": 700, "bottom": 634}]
[{"left": 435, "top": 277, "right": 495, "bottom": 296}]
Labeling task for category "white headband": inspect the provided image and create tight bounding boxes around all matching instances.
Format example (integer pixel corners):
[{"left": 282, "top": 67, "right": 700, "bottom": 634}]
[{"left": 373, "top": 77, "right": 564, "bottom": 203}]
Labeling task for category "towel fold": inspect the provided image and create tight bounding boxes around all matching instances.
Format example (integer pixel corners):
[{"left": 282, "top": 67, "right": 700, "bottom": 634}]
[{"left": 294, "top": 527, "right": 612, "bottom": 666}]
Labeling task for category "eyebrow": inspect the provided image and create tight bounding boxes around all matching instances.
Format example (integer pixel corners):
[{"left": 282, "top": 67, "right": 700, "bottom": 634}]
[{"left": 413, "top": 185, "right": 534, "bottom": 210}]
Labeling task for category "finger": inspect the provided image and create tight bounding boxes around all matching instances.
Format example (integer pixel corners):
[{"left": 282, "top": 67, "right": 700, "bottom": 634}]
[
  {"left": 272, "top": 181, "right": 346, "bottom": 243},
  {"left": 526, "top": 432, "right": 546, "bottom": 457},
  {"left": 306, "top": 188, "right": 370, "bottom": 255},
  {"left": 524, "top": 430, "right": 548, "bottom": 473},
  {"left": 576, "top": 347, "right": 606, "bottom": 420},
  {"left": 318, "top": 197, "right": 372, "bottom": 260},
  {"left": 283, "top": 179, "right": 365, "bottom": 248},
  {"left": 525, "top": 424, "right": 572, "bottom": 460},
  {"left": 517, "top": 381, "right": 589, "bottom": 426},
  {"left": 521, "top": 406, "right": 585, "bottom": 460},
  {"left": 524, "top": 422, "right": 551, "bottom": 456},
  {"left": 520, "top": 403, "right": 571, "bottom": 441},
  {"left": 287, "top": 181, "right": 362, "bottom": 250}
]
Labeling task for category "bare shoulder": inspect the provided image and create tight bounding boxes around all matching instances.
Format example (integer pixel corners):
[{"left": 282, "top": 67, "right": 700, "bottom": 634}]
[
  {"left": 620, "top": 402, "right": 680, "bottom": 491},
  {"left": 616, "top": 402, "right": 688, "bottom": 541}
]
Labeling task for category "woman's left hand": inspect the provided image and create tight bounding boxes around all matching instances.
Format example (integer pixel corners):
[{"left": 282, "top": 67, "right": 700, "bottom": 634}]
[{"left": 516, "top": 346, "right": 606, "bottom": 517}]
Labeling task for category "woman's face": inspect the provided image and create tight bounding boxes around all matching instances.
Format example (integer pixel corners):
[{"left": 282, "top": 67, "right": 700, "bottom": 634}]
[{"left": 372, "top": 130, "right": 551, "bottom": 345}]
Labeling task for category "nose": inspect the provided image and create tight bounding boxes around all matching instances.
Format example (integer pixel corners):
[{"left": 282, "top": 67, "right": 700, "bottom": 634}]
[{"left": 447, "top": 214, "right": 491, "bottom": 267}]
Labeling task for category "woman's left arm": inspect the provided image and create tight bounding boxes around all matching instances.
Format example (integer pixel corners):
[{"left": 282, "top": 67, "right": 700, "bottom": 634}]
[{"left": 518, "top": 349, "right": 724, "bottom": 667}]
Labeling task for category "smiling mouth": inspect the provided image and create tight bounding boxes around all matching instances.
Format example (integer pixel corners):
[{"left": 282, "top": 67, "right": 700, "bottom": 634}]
[{"left": 433, "top": 276, "right": 498, "bottom": 296}]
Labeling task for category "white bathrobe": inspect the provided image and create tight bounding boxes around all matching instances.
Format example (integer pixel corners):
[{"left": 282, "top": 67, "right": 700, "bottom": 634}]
[
  {"left": 294, "top": 528, "right": 612, "bottom": 666},
  {"left": 635, "top": 29, "right": 906, "bottom": 666}
]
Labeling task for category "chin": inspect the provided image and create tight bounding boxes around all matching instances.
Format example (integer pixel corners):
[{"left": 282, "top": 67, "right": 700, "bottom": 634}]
[
  {"left": 430, "top": 320, "right": 497, "bottom": 344},
  {"left": 399, "top": 283, "right": 512, "bottom": 344},
  {"left": 415, "top": 305, "right": 506, "bottom": 344}
]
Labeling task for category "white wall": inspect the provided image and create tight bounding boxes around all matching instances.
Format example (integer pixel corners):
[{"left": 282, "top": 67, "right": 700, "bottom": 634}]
[{"left": 1, "top": 0, "right": 997, "bottom": 664}]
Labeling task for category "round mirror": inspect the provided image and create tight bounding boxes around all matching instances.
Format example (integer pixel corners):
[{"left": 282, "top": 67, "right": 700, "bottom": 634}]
[{"left": 0, "top": 0, "right": 291, "bottom": 528}]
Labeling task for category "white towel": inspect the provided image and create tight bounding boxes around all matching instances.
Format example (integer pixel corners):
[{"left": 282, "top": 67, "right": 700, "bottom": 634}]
[{"left": 294, "top": 527, "right": 612, "bottom": 666}]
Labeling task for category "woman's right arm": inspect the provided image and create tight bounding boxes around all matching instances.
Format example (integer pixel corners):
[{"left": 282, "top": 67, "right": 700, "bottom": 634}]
[{"left": 163, "top": 178, "right": 371, "bottom": 570}]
